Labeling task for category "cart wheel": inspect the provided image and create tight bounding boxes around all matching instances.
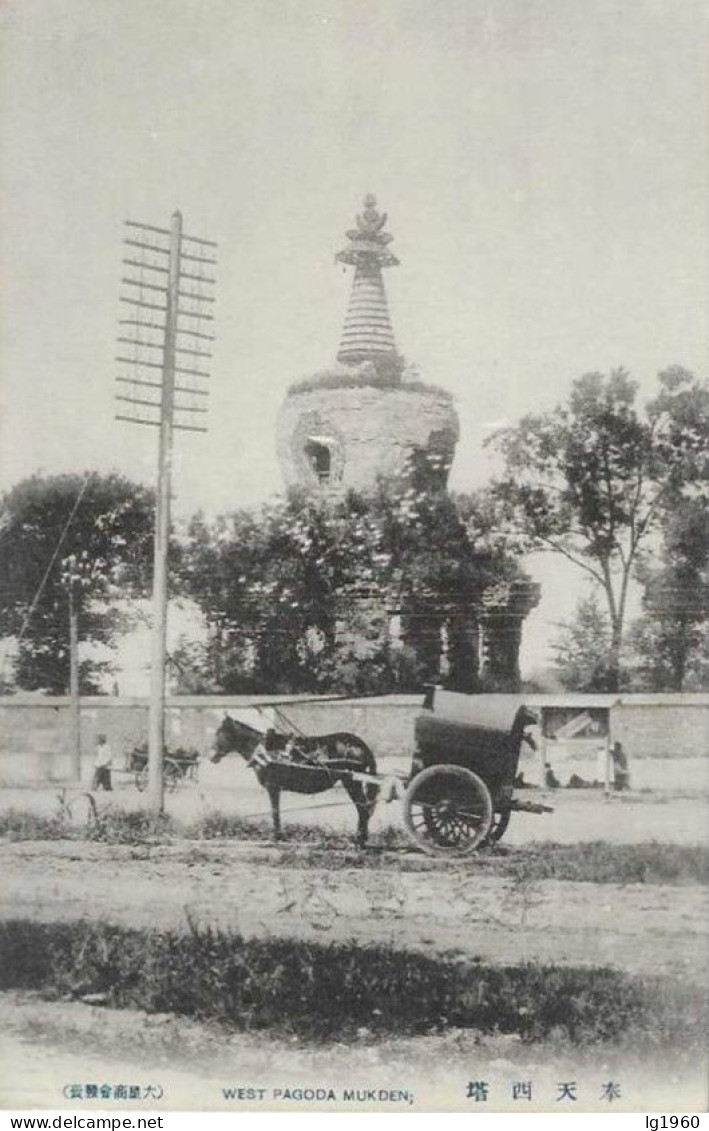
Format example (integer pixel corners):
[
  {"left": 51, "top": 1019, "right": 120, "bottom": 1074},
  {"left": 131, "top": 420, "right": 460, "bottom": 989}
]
[
  {"left": 483, "top": 807, "right": 512, "bottom": 846},
  {"left": 135, "top": 768, "right": 148, "bottom": 792},
  {"left": 164, "top": 759, "right": 181, "bottom": 793},
  {"left": 403, "top": 764, "right": 493, "bottom": 856}
]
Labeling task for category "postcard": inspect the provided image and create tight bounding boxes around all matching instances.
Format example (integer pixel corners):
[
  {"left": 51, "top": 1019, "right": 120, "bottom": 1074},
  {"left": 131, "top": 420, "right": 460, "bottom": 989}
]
[{"left": 1, "top": 0, "right": 707, "bottom": 1116}]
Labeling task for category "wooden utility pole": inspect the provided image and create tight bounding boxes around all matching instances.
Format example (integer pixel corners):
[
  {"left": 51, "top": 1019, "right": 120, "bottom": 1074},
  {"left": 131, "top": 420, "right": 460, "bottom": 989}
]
[
  {"left": 116, "top": 213, "right": 216, "bottom": 814},
  {"left": 147, "top": 210, "right": 182, "bottom": 813},
  {"left": 68, "top": 587, "right": 81, "bottom": 780}
]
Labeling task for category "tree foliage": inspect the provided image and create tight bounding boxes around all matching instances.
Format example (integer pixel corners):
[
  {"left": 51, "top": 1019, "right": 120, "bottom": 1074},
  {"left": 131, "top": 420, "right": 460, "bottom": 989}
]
[
  {"left": 628, "top": 498, "right": 709, "bottom": 691},
  {"left": 175, "top": 455, "right": 524, "bottom": 694},
  {"left": 0, "top": 472, "right": 154, "bottom": 693},
  {"left": 551, "top": 595, "right": 617, "bottom": 692},
  {"left": 487, "top": 367, "right": 709, "bottom": 688}
]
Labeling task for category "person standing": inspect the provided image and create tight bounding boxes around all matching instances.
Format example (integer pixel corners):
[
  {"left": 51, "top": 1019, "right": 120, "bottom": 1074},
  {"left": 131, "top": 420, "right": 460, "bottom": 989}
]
[
  {"left": 611, "top": 740, "right": 630, "bottom": 791},
  {"left": 92, "top": 733, "right": 113, "bottom": 791}
]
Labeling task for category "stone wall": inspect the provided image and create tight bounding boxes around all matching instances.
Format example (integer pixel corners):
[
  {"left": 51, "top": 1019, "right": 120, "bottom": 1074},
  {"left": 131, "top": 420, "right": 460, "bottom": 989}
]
[
  {"left": 0, "top": 692, "right": 706, "bottom": 786},
  {"left": 0, "top": 695, "right": 422, "bottom": 785},
  {"left": 276, "top": 383, "right": 459, "bottom": 493}
]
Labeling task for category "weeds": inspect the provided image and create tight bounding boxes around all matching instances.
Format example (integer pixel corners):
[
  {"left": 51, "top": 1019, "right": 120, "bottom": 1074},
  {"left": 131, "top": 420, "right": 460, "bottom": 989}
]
[
  {"left": 0, "top": 917, "right": 704, "bottom": 1047},
  {"left": 86, "top": 808, "right": 177, "bottom": 845},
  {"left": 2, "top": 807, "right": 708, "bottom": 885},
  {"left": 504, "top": 841, "right": 709, "bottom": 886},
  {"left": 0, "top": 809, "right": 68, "bottom": 840}
]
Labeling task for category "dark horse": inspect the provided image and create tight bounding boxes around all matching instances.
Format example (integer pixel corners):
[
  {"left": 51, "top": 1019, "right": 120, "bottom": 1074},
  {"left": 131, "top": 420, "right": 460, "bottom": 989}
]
[{"left": 212, "top": 714, "right": 378, "bottom": 846}]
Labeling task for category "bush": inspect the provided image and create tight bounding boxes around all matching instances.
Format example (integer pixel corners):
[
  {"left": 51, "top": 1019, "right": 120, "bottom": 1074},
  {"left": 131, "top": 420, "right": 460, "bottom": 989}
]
[{"left": 0, "top": 918, "right": 704, "bottom": 1046}]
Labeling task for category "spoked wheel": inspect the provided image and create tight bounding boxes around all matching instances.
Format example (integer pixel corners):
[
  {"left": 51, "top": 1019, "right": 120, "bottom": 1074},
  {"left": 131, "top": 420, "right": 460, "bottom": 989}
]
[
  {"left": 403, "top": 764, "right": 493, "bottom": 856},
  {"left": 483, "top": 807, "right": 512, "bottom": 846}
]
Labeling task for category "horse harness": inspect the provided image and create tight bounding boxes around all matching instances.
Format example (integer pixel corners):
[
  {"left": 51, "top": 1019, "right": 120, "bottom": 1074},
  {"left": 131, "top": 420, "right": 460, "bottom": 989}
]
[{"left": 247, "top": 732, "right": 333, "bottom": 772}]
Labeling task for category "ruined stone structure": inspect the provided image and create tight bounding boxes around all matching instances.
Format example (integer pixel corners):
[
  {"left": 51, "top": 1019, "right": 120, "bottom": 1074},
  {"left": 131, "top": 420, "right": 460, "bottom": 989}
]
[
  {"left": 276, "top": 196, "right": 539, "bottom": 689},
  {"left": 277, "top": 195, "right": 459, "bottom": 494}
]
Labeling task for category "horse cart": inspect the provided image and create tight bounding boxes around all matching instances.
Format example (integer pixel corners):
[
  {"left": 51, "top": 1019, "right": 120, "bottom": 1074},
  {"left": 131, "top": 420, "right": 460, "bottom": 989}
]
[
  {"left": 129, "top": 743, "right": 200, "bottom": 793},
  {"left": 213, "top": 691, "right": 552, "bottom": 855},
  {"left": 399, "top": 689, "right": 553, "bottom": 856}
]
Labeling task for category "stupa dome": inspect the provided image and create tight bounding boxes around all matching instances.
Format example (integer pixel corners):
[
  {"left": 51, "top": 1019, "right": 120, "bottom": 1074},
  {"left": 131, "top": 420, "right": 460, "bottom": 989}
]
[{"left": 276, "top": 197, "right": 459, "bottom": 494}]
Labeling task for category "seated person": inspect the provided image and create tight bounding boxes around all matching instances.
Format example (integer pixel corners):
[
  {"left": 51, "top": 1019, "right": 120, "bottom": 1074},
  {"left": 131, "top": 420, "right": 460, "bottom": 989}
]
[{"left": 544, "top": 762, "right": 561, "bottom": 789}]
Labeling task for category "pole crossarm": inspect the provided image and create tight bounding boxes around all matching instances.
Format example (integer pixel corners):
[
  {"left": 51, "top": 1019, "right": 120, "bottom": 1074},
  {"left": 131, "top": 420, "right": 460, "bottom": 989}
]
[
  {"left": 180, "top": 269, "right": 216, "bottom": 284},
  {"left": 115, "top": 414, "right": 161, "bottom": 428},
  {"left": 175, "top": 326, "right": 215, "bottom": 341},
  {"left": 176, "top": 308, "right": 214, "bottom": 322},
  {"left": 125, "top": 219, "right": 172, "bottom": 237},
  {"left": 115, "top": 375, "right": 163, "bottom": 390},
  {"left": 121, "top": 277, "right": 169, "bottom": 294},
  {"left": 119, "top": 296, "right": 167, "bottom": 313},
  {"left": 180, "top": 250, "right": 217, "bottom": 265},
  {"left": 115, "top": 394, "right": 161, "bottom": 409},
  {"left": 182, "top": 231, "right": 218, "bottom": 247},
  {"left": 175, "top": 344, "right": 212, "bottom": 358},
  {"left": 178, "top": 289, "right": 215, "bottom": 303},
  {"left": 119, "top": 319, "right": 166, "bottom": 333},
  {"left": 124, "top": 238, "right": 170, "bottom": 255},
  {"left": 123, "top": 258, "right": 169, "bottom": 274},
  {"left": 117, "top": 336, "right": 164, "bottom": 350}
]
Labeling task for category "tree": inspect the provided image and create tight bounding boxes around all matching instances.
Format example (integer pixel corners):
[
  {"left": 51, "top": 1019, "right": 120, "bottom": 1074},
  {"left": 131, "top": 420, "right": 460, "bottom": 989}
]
[
  {"left": 628, "top": 498, "right": 709, "bottom": 691},
  {"left": 551, "top": 595, "right": 617, "bottom": 691},
  {"left": 0, "top": 472, "right": 154, "bottom": 693},
  {"left": 487, "top": 367, "right": 709, "bottom": 689},
  {"left": 177, "top": 457, "right": 527, "bottom": 694}
]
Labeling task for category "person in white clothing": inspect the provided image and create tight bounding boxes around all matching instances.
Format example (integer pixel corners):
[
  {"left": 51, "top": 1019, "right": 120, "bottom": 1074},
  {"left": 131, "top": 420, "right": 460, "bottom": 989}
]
[{"left": 92, "top": 733, "right": 113, "bottom": 791}]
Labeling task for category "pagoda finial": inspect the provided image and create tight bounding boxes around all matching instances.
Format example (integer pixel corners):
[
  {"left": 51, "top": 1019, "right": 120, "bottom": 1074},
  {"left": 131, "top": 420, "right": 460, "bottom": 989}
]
[
  {"left": 336, "top": 195, "right": 398, "bottom": 363},
  {"left": 336, "top": 194, "right": 399, "bottom": 269}
]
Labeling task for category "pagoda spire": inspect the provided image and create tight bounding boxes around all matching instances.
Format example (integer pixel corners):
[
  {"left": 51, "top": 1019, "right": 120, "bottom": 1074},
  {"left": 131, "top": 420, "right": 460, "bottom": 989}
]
[{"left": 336, "top": 195, "right": 399, "bottom": 364}]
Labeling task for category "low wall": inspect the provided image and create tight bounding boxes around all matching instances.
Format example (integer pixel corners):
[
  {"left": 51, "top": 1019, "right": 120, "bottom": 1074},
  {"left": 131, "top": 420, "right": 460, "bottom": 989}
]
[
  {"left": 0, "top": 695, "right": 422, "bottom": 785},
  {"left": 0, "top": 692, "right": 707, "bottom": 786}
]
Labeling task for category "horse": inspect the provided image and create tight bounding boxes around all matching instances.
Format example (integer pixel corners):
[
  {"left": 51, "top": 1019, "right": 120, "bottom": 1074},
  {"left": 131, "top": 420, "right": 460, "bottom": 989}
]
[{"left": 212, "top": 713, "right": 379, "bottom": 846}]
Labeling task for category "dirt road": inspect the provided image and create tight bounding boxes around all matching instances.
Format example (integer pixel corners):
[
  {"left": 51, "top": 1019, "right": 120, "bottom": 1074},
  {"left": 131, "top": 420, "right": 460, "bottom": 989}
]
[{"left": 2, "top": 839, "right": 707, "bottom": 980}]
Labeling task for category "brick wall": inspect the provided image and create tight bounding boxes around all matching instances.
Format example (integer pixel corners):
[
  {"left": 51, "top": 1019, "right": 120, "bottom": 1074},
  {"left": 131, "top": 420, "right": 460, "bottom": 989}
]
[{"left": 0, "top": 693, "right": 706, "bottom": 785}]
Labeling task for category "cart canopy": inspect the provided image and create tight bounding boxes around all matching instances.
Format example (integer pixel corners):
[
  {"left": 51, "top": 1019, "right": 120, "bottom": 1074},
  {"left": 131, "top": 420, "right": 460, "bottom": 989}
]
[
  {"left": 414, "top": 691, "right": 538, "bottom": 800},
  {"left": 430, "top": 691, "right": 537, "bottom": 735}
]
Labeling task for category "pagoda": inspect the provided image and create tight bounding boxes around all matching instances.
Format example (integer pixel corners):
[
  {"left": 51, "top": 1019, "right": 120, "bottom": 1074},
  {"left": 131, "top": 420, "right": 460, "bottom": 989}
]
[
  {"left": 275, "top": 196, "right": 538, "bottom": 690},
  {"left": 276, "top": 196, "right": 459, "bottom": 493}
]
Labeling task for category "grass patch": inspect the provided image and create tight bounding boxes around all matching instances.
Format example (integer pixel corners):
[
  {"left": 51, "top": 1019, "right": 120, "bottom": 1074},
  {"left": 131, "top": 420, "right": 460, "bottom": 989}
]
[
  {"left": 87, "top": 808, "right": 177, "bottom": 845},
  {"left": 0, "top": 808, "right": 68, "bottom": 840},
  {"left": 183, "top": 811, "right": 403, "bottom": 852},
  {"left": 1, "top": 917, "right": 704, "bottom": 1047},
  {"left": 2, "top": 807, "right": 708, "bottom": 884},
  {"left": 503, "top": 841, "right": 709, "bottom": 886}
]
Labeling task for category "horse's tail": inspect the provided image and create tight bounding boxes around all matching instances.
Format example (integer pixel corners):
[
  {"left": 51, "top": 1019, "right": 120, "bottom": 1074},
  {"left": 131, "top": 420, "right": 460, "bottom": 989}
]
[{"left": 353, "top": 735, "right": 378, "bottom": 815}]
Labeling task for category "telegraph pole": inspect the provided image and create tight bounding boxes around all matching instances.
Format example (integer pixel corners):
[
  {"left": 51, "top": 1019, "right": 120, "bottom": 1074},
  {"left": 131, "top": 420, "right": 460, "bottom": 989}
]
[
  {"left": 146, "top": 210, "right": 181, "bottom": 812},
  {"left": 68, "top": 586, "right": 81, "bottom": 780},
  {"left": 116, "top": 213, "right": 216, "bottom": 814}
]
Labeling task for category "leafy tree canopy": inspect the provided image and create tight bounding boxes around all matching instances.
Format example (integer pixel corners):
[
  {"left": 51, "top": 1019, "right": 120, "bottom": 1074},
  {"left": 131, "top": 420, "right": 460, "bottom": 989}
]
[
  {"left": 487, "top": 367, "right": 709, "bottom": 687},
  {"left": 0, "top": 472, "right": 154, "bottom": 693},
  {"left": 628, "top": 498, "right": 709, "bottom": 691},
  {"left": 175, "top": 456, "right": 526, "bottom": 695},
  {"left": 551, "top": 595, "right": 617, "bottom": 692}
]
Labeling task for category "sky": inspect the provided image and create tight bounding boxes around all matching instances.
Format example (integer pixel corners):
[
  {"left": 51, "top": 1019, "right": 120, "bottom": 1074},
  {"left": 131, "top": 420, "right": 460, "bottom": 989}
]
[{"left": 1, "top": 0, "right": 707, "bottom": 675}]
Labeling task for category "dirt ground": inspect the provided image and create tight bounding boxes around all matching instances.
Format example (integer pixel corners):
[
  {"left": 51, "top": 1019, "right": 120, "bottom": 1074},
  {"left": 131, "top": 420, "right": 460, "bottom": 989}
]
[
  {"left": 2, "top": 990, "right": 706, "bottom": 1112},
  {"left": 2, "top": 838, "right": 708, "bottom": 980},
  {"left": 3, "top": 765, "right": 709, "bottom": 844},
  {"left": 2, "top": 782, "right": 708, "bottom": 1112}
]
